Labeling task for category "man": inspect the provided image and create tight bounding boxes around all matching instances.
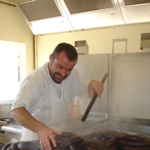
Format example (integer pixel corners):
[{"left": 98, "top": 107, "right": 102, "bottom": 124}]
[{"left": 10, "top": 43, "right": 104, "bottom": 150}]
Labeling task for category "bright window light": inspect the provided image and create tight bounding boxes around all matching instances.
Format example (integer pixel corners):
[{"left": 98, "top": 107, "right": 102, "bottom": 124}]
[{"left": 0, "top": 41, "right": 26, "bottom": 102}]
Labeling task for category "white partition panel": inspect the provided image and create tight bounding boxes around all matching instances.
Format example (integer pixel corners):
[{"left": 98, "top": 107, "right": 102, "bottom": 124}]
[
  {"left": 109, "top": 53, "right": 150, "bottom": 119},
  {"left": 75, "top": 54, "right": 109, "bottom": 121}
]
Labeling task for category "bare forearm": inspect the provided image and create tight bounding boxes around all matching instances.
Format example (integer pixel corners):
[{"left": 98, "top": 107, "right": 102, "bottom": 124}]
[
  {"left": 10, "top": 107, "right": 62, "bottom": 150},
  {"left": 10, "top": 107, "right": 45, "bottom": 134}
]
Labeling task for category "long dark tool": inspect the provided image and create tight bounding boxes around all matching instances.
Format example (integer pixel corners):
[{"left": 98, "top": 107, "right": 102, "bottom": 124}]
[{"left": 81, "top": 73, "right": 108, "bottom": 121}]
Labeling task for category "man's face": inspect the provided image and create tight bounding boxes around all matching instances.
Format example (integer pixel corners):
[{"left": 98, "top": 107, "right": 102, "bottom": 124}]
[{"left": 49, "top": 51, "right": 77, "bottom": 84}]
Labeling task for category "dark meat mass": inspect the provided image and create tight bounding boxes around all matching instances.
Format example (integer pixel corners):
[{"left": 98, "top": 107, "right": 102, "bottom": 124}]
[{"left": 1, "top": 131, "right": 150, "bottom": 150}]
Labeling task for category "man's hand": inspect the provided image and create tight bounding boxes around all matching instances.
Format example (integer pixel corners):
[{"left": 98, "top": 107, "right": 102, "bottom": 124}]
[
  {"left": 10, "top": 107, "right": 62, "bottom": 150},
  {"left": 88, "top": 80, "right": 104, "bottom": 97},
  {"left": 37, "top": 126, "right": 62, "bottom": 150}
]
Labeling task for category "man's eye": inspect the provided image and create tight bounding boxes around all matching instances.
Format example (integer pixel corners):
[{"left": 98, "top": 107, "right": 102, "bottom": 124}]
[
  {"left": 58, "top": 65, "right": 63, "bottom": 69},
  {"left": 67, "top": 69, "right": 72, "bottom": 72}
]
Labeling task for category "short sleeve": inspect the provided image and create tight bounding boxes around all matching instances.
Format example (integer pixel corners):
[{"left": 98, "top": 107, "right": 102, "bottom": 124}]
[{"left": 11, "top": 75, "right": 42, "bottom": 114}]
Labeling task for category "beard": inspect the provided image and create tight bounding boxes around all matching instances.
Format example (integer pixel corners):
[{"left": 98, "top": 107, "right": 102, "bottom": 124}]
[{"left": 52, "top": 72, "right": 67, "bottom": 84}]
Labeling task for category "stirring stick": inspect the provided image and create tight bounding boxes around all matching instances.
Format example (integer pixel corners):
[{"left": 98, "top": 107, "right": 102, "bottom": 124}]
[{"left": 81, "top": 73, "right": 108, "bottom": 122}]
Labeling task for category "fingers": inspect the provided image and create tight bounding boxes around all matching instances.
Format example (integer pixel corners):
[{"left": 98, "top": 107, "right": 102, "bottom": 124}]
[
  {"left": 50, "top": 135, "right": 56, "bottom": 148},
  {"left": 40, "top": 136, "right": 55, "bottom": 150},
  {"left": 90, "top": 88, "right": 95, "bottom": 97},
  {"left": 38, "top": 127, "right": 60, "bottom": 150},
  {"left": 95, "top": 82, "right": 104, "bottom": 97},
  {"left": 89, "top": 80, "right": 104, "bottom": 97},
  {"left": 53, "top": 129, "right": 62, "bottom": 135},
  {"left": 40, "top": 136, "right": 52, "bottom": 150},
  {"left": 50, "top": 129, "right": 62, "bottom": 148}
]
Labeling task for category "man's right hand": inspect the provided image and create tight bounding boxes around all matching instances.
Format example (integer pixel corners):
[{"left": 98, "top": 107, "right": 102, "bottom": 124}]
[
  {"left": 10, "top": 107, "right": 62, "bottom": 150},
  {"left": 37, "top": 126, "right": 62, "bottom": 150}
]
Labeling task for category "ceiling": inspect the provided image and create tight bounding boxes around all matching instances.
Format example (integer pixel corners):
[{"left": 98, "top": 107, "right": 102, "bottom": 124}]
[{"left": 1, "top": 0, "right": 150, "bottom": 35}]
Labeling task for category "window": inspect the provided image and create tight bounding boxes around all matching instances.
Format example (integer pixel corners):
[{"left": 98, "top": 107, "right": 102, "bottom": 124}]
[{"left": 0, "top": 40, "right": 26, "bottom": 102}]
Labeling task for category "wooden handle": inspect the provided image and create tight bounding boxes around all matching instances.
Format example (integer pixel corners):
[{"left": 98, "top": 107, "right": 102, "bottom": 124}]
[{"left": 81, "top": 73, "right": 108, "bottom": 122}]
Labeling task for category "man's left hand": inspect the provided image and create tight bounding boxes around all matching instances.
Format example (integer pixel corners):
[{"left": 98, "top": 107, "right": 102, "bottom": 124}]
[{"left": 88, "top": 80, "right": 104, "bottom": 97}]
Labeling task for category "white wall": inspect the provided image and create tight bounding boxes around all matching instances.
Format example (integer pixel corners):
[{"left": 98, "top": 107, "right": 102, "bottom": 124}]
[
  {"left": 36, "top": 23, "right": 150, "bottom": 67},
  {"left": 0, "top": 3, "right": 33, "bottom": 74}
]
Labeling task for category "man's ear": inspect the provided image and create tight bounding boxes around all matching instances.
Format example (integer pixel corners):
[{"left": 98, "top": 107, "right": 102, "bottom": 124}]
[{"left": 49, "top": 54, "right": 53, "bottom": 62}]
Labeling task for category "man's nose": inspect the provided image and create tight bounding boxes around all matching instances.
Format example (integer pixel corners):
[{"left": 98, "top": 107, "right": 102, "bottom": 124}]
[{"left": 60, "top": 69, "right": 66, "bottom": 77}]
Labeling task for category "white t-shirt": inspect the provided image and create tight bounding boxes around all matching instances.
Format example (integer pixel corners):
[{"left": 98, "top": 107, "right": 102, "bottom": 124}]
[{"left": 11, "top": 62, "right": 89, "bottom": 140}]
